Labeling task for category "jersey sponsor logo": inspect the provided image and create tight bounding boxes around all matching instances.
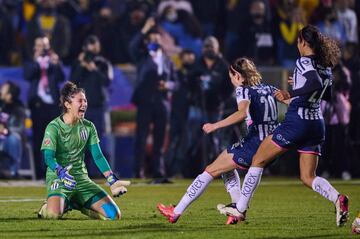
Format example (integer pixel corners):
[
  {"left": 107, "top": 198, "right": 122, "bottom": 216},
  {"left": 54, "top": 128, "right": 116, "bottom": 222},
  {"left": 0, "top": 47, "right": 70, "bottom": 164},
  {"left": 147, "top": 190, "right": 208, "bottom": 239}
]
[
  {"left": 275, "top": 134, "right": 290, "bottom": 145},
  {"left": 236, "top": 157, "right": 246, "bottom": 166},
  {"left": 79, "top": 129, "right": 88, "bottom": 141},
  {"left": 43, "top": 138, "right": 51, "bottom": 146}
]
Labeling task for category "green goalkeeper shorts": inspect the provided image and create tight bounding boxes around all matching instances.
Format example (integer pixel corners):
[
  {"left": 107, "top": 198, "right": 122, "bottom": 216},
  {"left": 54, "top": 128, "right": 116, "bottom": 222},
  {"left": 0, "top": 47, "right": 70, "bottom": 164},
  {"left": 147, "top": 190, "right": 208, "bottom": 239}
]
[{"left": 46, "top": 170, "right": 108, "bottom": 208}]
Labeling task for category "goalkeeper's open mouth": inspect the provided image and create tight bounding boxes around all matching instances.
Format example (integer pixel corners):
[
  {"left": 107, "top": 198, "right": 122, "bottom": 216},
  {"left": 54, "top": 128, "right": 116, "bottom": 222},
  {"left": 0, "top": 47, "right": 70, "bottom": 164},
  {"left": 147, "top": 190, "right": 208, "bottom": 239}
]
[{"left": 78, "top": 108, "right": 86, "bottom": 117}]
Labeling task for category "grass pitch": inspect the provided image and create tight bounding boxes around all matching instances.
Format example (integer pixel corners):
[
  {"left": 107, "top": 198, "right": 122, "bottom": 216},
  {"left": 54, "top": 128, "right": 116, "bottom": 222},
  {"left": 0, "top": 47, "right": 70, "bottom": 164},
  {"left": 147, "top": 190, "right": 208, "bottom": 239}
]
[{"left": 0, "top": 177, "right": 359, "bottom": 239}]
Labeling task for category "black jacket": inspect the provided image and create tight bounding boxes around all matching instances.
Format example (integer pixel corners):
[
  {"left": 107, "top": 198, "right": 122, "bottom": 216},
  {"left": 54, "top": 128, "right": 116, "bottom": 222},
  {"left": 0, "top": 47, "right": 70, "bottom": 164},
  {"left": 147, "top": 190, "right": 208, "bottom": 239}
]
[
  {"left": 23, "top": 60, "right": 65, "bottom": 107},
  {"left": 70, "top": 56, "right": 112, "bottom": 108}
]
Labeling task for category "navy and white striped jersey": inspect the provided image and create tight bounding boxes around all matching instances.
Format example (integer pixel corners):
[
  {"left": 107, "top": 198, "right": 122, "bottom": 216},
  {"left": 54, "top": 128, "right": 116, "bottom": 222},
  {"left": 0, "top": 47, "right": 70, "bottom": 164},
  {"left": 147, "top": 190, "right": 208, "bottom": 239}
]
[
  {"left": 235, "top": 83, "right": 278, "bottom": 140},
  {"left": 289, "top": 56, "right": 332, "bottom": 120}
]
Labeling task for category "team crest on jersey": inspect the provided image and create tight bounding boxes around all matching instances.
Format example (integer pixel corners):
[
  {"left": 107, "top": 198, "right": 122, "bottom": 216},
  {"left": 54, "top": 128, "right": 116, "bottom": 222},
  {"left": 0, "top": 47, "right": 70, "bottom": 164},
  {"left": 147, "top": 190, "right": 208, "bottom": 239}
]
[
  {"left": 301, "top": 59, "right": 310, "bottom": 65},
  {"left": 43, "top": 138, "right": 51, "bottom": 146},
  {"left": 79, "top": 129, "right": 88, "bottom": 141},
  {"left": 50, "top": 179, "right": 60, "bottom": 190}
]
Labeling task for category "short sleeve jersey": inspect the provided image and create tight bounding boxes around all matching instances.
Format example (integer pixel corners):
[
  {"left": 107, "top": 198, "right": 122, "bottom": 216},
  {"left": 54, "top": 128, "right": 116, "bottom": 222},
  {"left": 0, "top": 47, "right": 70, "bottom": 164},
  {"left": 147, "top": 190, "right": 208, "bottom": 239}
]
[
  {"left": 235, "top": 83, "right": 278, "bottom": 140},
  {"left": 41, "top": 116, "right": 99, "bottom": 177},
  {"left": 290, "top": 56, "right": 332, "bottom": 110}
]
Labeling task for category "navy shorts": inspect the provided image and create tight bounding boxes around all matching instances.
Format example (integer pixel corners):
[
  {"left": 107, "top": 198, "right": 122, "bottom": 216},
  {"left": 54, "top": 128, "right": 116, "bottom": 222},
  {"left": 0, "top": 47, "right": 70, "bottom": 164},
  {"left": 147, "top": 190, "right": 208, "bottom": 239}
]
[
  {"left": 227, "top": 133, "right": 261, "bottom": 169},
  {"left": 271, "top": 113, "right": 325, "bottom": 155}
]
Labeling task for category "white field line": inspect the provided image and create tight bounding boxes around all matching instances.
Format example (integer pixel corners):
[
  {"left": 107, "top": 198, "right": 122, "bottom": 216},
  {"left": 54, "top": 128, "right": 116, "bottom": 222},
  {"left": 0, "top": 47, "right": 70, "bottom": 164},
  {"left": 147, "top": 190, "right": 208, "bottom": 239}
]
[
  {"left": 0, "top": 179, "right": 359, "bottom": 187},
  {"left": 0, "top": 198, "right": 44, "bottom": 203}
]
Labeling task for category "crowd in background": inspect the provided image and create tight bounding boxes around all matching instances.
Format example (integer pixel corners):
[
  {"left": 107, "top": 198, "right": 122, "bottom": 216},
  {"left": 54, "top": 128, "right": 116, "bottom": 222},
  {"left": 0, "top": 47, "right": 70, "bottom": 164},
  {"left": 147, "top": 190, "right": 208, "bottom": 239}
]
[{"left": 0, "top": 0, "right": 359, "bottom": 181}]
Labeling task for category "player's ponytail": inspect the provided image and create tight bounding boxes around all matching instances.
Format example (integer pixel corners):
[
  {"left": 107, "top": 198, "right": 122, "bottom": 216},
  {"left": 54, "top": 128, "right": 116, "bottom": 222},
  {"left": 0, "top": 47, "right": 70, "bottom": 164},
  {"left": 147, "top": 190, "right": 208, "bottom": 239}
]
[
  {"left": 299, "top": 25, "right": 340, "bottom": 68},
  {"left": 60, "top": 82, "right": 85, "bottom": 113},
  {"left": 230, "top": 57, "right": 262, "bottom": 86}
]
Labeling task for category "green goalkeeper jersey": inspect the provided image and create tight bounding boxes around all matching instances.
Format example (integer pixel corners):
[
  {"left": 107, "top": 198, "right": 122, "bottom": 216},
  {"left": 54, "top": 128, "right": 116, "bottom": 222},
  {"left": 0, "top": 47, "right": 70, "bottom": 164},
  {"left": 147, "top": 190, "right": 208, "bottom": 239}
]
[{"left": 41, "top": 116, "right": 99, "bottom": 178}]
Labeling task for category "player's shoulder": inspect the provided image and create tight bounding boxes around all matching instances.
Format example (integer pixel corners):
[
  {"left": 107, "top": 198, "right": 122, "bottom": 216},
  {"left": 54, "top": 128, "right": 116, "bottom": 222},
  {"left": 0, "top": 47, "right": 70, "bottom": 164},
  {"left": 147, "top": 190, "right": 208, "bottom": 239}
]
[
  {"left": 251, "top": 83, "right": 275, "bottom": 96},
  {"left": 81, "top": 118, "right": 96, "bottom": 129},
  {"left": 47, "top": 117, "right": 62, "bottom": 129},
  {"left": 296, "top": 56, "right": 315, "bottom": 73},
  {"left": 235, "top": 85, "right": 251, "bottom": 96}
]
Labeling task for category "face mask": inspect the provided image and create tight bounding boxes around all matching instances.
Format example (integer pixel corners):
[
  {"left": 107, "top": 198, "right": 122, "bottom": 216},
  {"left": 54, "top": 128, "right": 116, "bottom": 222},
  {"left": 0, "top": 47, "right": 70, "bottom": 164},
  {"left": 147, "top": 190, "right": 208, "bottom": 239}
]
[
  {"left": 251, "top": 13, "right": 264, "bottom": 20},
  {"left": 328, "top": 16, "right": 337, "bottom": 23},
  {"left": 182, "top": 63, "right": 193, "bottom": 68},
  {"left": 147, "top": 42, "right": 161, "bottom": 52},
  {"left": 203, "top": 50, "right": 217, "bottom": 60}
]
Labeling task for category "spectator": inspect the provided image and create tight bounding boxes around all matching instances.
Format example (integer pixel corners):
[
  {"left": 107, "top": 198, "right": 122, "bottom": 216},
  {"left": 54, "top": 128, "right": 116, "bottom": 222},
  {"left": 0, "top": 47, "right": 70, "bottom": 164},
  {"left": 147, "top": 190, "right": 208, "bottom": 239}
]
[
  {"left": 185, "top": 36, "right": 231, "bottom": 177},
  {"left": 321, "top": 63, "right": 352, "bottom": 180},
  {"left": 0, "top": 1, "right": 18, "bottom": 65},
  {"left": 343, "top": 42, "right": 360, "bottom": 177},
  {"left": 241, "top": 0, "right": 275, "bottom": 65},
  {"left": 224, "top": 0, "right": 271, "bottom": 63},
  {"left": 316, "top": 6, "right": 347, "bottom": 46},
  {"left": 25, "top": 0, "right": 71, "bottom": 61},
  {"left": 0, "top": 81, "right": 26, "bottom": 178},
  {"left": 23, "top": 36, "right": 65, "bottom": 179},
  {"left": 159, "top": 7, "right": 203, "bottom": 58},
  {"left": 97, "top": 1, "right": 151, "bottom": 64},
  {"left": 190, "top": 0, "right": 225, "bottom": 36},
  {"left": 165, "top": 49, "right": 196, "bottom": 178},
  {"left": 157, "top": 0, "right": 193, "bottom": 16},
  {"left": 129, "top": 18, "right": 177, "bottom": 183},
  {"left": 273, "top": 0, "right": 305, "bottom": 69},
  {"left": 57, "top": 0, "right": 106, "bottom": 63},
  {"left": 335, "top": 0, "right": 358, "bottom": 43},
  {"left": 70, "top": 35, "right": 113, "bottom": 177}
]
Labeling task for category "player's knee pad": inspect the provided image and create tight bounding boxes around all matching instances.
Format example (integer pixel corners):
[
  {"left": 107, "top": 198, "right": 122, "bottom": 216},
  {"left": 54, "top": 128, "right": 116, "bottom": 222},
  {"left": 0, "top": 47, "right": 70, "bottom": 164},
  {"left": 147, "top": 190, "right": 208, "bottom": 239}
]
[{"left": 101, "top": 202, "right": 121, "bottom": 220}]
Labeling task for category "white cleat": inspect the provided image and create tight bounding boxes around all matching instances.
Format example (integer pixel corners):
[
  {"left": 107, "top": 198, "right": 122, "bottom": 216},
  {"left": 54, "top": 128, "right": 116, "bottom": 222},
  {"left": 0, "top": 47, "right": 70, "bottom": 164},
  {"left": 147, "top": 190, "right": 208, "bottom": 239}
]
[
  {"left": 217, "top": 203, "right": 246, "bottom": 221},
  {"left": 37, "top": 201, "right": 47, "bottom": 219}
]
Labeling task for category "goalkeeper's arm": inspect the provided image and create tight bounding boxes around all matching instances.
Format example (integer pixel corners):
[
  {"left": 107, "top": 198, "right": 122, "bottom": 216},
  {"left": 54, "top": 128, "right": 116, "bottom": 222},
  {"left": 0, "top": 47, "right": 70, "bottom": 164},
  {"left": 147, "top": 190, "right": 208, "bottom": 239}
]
[
  {"left": 43, "top": 149, "right": 59, "bottom": 171},
  {"left": 43, "top": 149, "right": 76, "bottom": 190},
  {"left": 89, "top": 144, "right": 130, "bottom": 197}
]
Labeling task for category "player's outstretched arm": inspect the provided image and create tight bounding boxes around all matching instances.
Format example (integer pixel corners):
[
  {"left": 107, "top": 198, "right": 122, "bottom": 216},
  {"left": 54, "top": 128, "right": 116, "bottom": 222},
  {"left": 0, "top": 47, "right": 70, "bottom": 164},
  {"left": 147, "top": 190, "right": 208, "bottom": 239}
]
[{"left": 202, "top": 100, "right": 249, "bottom": 134}]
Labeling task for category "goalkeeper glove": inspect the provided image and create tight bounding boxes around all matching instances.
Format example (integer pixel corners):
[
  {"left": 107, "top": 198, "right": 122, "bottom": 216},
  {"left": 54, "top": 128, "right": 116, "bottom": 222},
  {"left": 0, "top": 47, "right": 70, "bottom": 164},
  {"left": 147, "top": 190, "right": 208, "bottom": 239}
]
[
  {"left": 106, "top": 173, "right": 131, "bottom": 197},
  {"left": 56, "top": 164, "right": 76, "bottom": 190}
]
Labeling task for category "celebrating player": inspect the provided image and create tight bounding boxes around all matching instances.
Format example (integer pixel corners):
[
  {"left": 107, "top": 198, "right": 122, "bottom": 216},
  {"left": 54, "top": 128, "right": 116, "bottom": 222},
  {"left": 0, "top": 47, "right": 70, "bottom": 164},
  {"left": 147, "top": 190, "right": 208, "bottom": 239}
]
[
  {"left": 157, "top": 57, "right": 279, "bottom": 224},
  {"left": 38, "top": 82, "right": 130, "bottom": 220},
  {"left": 218, "top": 25, "right": 349, "bottom": 227}
]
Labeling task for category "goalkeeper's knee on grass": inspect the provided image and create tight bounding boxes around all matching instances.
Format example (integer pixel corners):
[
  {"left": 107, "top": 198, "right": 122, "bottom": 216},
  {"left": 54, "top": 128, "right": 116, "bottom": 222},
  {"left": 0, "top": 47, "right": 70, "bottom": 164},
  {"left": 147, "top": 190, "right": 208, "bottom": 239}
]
[
  {"left": 101, "top": 202, "right": 121, "bottom": 220},
  {"left": 38, "top": 203, "right": 64, "bottom": 219}
]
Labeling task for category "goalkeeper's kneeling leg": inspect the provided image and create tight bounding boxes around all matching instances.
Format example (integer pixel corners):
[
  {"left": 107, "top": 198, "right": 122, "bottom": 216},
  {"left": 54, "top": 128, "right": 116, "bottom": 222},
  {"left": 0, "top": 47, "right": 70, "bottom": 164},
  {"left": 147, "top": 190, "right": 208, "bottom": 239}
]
[
  {"left": 38, "top": 202, "right": 64, "bottom": 219},
  {"left": 101, "top": 202, "right": 121, "bottom": 220}
]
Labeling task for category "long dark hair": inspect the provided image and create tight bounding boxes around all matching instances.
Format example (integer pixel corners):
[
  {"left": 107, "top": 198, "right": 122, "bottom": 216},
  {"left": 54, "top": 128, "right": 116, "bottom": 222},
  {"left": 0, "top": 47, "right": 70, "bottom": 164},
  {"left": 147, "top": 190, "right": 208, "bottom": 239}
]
[
  {"left": 60, "top": 82, "right": 85, "bottom": 113},
  {"left": 298, "top": 25, "right": 340, "bottom": 68}
]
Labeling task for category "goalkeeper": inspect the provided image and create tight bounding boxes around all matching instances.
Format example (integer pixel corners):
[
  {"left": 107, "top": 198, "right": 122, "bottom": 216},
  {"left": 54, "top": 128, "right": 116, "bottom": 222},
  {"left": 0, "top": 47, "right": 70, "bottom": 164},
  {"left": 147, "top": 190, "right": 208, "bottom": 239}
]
[{"left": 38, "top": 81, "right": 130, "bottom": 220}]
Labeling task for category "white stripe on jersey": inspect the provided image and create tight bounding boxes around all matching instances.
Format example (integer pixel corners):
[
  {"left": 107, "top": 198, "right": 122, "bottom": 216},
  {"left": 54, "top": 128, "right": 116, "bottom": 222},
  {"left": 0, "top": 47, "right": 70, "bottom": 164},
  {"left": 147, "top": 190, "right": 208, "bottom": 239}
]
[
  {"left": 297, "top": 107, "right": 323, "bottom": 120},
  {"left": 293, "top": 57, "right": 316, "bottom": 91},
  {"left": 258, "top": 124, "right": 264, "bottom": 141},
  {"left": 256, "top": 124, "right": 276, "bottom": 141},
  {"left": 236, "top": 87, "right": 251, "bottom": 104}
]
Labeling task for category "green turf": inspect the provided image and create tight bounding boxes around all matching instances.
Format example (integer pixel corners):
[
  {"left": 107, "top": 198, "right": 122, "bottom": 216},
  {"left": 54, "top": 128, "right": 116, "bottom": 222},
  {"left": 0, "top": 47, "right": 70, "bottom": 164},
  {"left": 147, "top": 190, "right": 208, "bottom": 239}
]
[{"left": 0, "top": 177, "right": 359, "bottom": 239}]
